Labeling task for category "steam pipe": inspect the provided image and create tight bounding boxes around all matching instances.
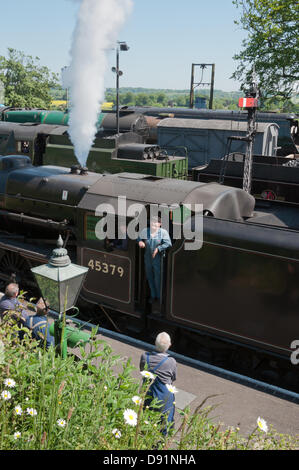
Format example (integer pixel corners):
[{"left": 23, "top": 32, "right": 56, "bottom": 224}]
[{"left": 0, "top": 209, "right": 72, "bottom": 232}]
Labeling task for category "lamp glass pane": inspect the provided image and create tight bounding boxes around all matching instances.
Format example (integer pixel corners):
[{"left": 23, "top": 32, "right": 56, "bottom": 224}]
[
  {"left": 34, "top": 274, "right": 60, "bottom": 313},
  {"left": 58, "top": 274, "right": 87, "bottom": 313}
]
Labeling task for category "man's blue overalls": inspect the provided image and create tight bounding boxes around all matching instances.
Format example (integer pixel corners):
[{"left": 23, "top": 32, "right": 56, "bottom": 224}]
[
  {"left": 23, "top": 315, "right": 54, "bottom": 349},
  {"left": 139, "top": 227, "right": 172, "bottom": 300},
  {"left": 144, "top": 352, "right": 175, "bottom": 436}
]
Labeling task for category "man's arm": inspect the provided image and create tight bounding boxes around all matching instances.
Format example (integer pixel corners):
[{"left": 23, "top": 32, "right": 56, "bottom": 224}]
[
  {"left": 139, "top": 353, "right": 146, "bottom": 371},
  {"left": 0, "top": 299, "right": 29, "bottom": 322},
  {"left": 172, "top": 360, "right": 177, "bottom": 382},
  {"left": 158, "top": 229, "right": 172, "bottom": 252}
]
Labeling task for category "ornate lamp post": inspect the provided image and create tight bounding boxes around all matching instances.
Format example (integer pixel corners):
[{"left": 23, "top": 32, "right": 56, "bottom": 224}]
[
  {"left": 31, "top": 236, "right": 89, "bottom": 358},
  {"left": 31, "top": 235, "right": 88, "bottom": 315}
]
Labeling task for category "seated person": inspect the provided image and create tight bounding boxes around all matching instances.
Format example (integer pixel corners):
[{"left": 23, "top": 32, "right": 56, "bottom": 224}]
[
  {"left": 0, "top": 284, "right": 53, "bottom": 349},
  {"left": 0, "top": 283, "right": 28, "bottom": 322},
  {"left": 23, "top": 298, "right": 54, "bottom": 349}
]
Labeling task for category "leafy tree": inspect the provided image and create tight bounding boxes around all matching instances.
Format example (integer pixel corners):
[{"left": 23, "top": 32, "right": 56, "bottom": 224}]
[
  {"left": 0, "top": 48, "right": 58, "bottom": 107},
  {"left": 232, "top": 0, "right": 299, "bottom": 101},
  {"left": 105, "top": 92, "right": 116, "bottom": 104},
  {"left": 135, "top": 92, "right": 150, "bottom": 106},
  {"left": 122, "top": 91, "right": 135, "bottom": 105},
  {"left": 156, "top": 92, "right": 167, "bottom": 105}
]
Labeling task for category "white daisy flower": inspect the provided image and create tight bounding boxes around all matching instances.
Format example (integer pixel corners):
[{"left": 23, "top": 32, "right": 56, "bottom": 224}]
[
  {"left": 123, "top": 408, "right": 138, "bottom": 426},
  {"left": 1, "top": 390, "right": 11, "bottom": 400},
  {"left": 112, "top": 428, "right": 121, "bottom": 439},
  {"left": 4, "top": 378, "right": 16, "bottom": 388},
  {"left": 141, "top": 370, "right": 155, "bottom": 380},
  {"left": 15, "top": 405, "right": 23, "bottom": 415},
  {"left": 57, "top": 418, "right": 66, "bottom": 428},
  {"left": 14, "top": 431, "right": 21, "bottom": 440},
  {"left": 166, "top": 384, "right": 178, "bottom": 394},
  {"left": 26, "top": 408, "right": 37, "bottom": 417},
  {"left": 257, "top": 417, "right": 268, "bottom": 433},
  {"left": 132, "top": 395, "right": 142, "bottom": 406}
]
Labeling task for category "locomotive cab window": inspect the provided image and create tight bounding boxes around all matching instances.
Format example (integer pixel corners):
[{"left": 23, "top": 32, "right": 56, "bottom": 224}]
[
  {"left": 84, "top": 212, "right": 128, "bottom": 251},
  {"left": 82, "top": 212, "right": 132, "bottom": 305},
  {"left": 17, "top": 141, "right": 30, "bottom": 154}
]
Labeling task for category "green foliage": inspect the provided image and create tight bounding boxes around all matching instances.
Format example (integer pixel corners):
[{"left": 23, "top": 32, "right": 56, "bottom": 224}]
[
  {"left": 50, "top": 86, "right": 67, "bottom": 101},
  {"left": 104, "top": 88, "right": 244, "bottom": 110},
  {"left": 0, "top": 48, "right": 59, "bottom": 108},
  {"left": 232, "top": 0, "right": 299, "bottom": 102},
  {"left": 0, "top": 313, "right": 297, "bottom": 450}
]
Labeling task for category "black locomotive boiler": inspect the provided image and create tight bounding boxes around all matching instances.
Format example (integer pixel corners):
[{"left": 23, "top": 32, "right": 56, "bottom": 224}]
[{"left": 0, "top": 154, "right": 298, "bottom": 390}]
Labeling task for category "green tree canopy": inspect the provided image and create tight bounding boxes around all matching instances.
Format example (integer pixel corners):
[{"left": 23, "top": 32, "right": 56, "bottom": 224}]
[
  {"left": 0, "top": 48, "right": 58, "bottom": 107},
  {"left": 232, "top": 0, "right": 299, "bottom": 101}
]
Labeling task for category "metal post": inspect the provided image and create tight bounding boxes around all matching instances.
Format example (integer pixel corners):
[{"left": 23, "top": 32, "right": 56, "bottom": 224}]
[
  {"left": 116, "top": 45, "right": 120, "bottom": 136},
  {"left": 243, "top": 107, "right": 256, "bottom": 194},
  {"left": 242, "top": 72, "right": 259, "bottom": 194},
  {"left": 189, "top": 63, "right": 195, "bottom": 109},
  {"left": 209, "top": 64, "right": 215, "bottom": 109}
]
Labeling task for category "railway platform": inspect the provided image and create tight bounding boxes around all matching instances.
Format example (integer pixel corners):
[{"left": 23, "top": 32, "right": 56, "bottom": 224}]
[
  {"left": 70, "top": 322, "right": 299, "bottom": 439},
  {"left": 3, "top": 299, "right": 298, "bottom": 439}
]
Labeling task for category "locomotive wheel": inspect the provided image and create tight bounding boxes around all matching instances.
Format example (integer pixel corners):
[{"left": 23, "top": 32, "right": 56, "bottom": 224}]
[{"left": 0, "top": 250, "right": 38, "bottom": 297}]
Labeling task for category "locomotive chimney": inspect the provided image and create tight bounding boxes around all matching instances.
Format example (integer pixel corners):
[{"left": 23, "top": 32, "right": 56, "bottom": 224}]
[
  {"left": 80, "top": 166, "right": 88, "bottom": 175},
  {"left": 70, "top": 165, "right": 80, "bottom": 174}
]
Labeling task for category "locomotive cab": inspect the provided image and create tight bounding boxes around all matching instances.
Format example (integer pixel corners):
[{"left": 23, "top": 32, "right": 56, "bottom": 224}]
[{"left": 76, "top": 172, "right": 255, "bottom": 324}]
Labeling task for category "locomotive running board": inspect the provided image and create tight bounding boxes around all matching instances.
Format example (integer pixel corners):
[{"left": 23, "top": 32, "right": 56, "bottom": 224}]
[{"left": 0, "top": 235, "right": 51, "bottom": 263}]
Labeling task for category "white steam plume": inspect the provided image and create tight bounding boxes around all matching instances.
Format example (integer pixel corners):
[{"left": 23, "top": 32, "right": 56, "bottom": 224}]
[{"left": 65, "top": 0, "right": 133, "bottom": 168}]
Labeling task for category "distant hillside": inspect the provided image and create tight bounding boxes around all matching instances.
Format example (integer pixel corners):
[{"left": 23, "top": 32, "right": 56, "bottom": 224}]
[
  {"left": 49, "top": 86, "right": 298, "bottom": 113},
  {"left": 106, "top": 87, "right": 241, "bottom": 97},
  {"left": 105, "top": 87, "right": 242, "bottom": 110}
]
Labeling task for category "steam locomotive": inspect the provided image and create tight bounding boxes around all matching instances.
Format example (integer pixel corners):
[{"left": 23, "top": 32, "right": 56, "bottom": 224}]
[
  {"left": 0, "top": 111, "right": 188, "bottom": 179},
  {"left": 1, "top": 153, "right": 299, "bottom": 390},
  {"left": 1, "top": 106, "right": 297, "bottom": 156}
]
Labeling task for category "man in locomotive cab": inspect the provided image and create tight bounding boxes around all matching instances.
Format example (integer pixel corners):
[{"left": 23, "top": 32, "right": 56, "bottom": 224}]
[
  {"left": 138, "top": 216, "right": 172, "bottom": 313},
  {"left": 104, "top": 222, "right": 128, "bottom": 252},
  {"left": 106, "top": 223, "right": 128, "bottom": 251},
  {"left": 21, "top": 141, "right": 29, "bottom": 154},
  {"left": 113, "top": 223, "right": 129, "bottom": 251}
]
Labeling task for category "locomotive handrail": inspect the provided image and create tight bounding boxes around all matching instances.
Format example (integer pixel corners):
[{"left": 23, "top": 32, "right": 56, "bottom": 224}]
[{"left": 0, "top": 209, "right": 72, "bottom": 232}]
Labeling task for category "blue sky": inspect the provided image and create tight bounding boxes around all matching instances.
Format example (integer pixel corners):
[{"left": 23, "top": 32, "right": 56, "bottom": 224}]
[{"left": 0, "top": 0, "right": 247, "bottom": 92}]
